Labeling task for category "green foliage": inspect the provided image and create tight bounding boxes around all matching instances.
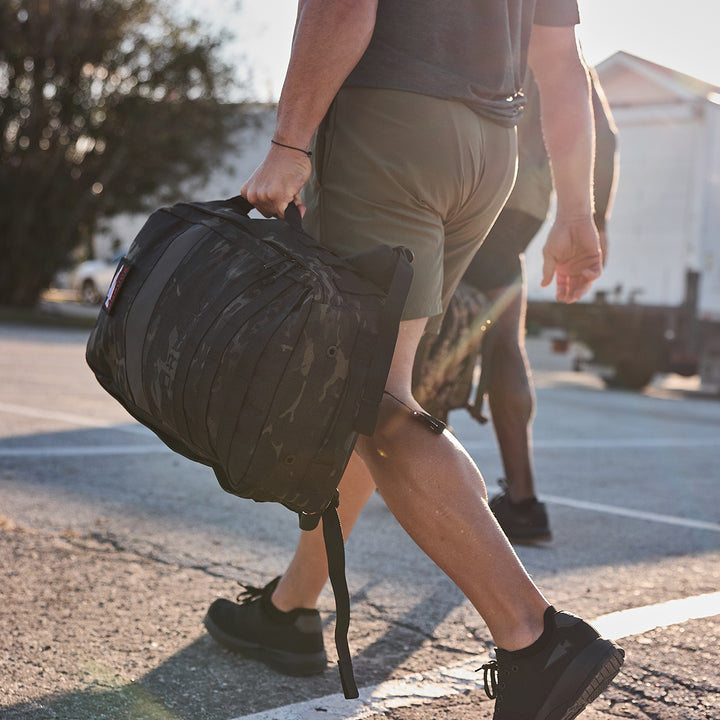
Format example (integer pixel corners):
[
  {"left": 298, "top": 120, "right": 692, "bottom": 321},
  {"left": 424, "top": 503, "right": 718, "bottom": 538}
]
[{"left": 0, "top": 0, "right": 248, "bottom": 305}]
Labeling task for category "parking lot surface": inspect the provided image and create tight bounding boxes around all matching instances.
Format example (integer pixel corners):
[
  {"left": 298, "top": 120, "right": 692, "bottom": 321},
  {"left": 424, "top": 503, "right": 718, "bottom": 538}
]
[{"left": 1, "top": 322, "right": 718, "bottom": 720}]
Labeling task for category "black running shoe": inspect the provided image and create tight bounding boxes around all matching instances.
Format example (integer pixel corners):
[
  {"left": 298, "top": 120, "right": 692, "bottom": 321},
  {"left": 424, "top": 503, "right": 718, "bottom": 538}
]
[
  {"left": 204, "top": 576, "right": 327, "bottom": 676},
  {"left": 489, "top": 480, "right": 552, "bottom": 543},
  {"left": 481, "top": 606, "right": 625, "bottom": 720}
]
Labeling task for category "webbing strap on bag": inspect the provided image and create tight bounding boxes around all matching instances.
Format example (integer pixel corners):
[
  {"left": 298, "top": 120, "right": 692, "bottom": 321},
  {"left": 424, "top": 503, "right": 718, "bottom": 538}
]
[
  {"left": 298, "top": 496, "right": 357, "bottom": 699},
  {"left": 322, "top": 496, "right": 358, "bottom": 699},
  {"left": 354, "top": 248, "right": 414, "bottom": 435},
  {"left": 299, "top": 493, "right": 358, "bottom": 699}
]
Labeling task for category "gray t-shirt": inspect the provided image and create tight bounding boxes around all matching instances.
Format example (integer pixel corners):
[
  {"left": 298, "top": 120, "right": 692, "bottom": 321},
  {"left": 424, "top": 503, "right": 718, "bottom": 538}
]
[{"left": 344, "top": 0, "right": 580, "bottom": 127}]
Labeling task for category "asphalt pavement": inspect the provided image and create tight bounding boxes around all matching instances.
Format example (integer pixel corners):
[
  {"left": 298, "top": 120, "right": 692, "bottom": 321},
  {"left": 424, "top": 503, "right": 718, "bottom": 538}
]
[{"left": 0, "top": 317, "right": 719, "bottom": 720}]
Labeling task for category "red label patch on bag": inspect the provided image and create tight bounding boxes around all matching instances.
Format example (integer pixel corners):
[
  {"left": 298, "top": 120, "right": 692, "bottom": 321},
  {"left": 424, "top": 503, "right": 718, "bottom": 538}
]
[{"left": 103, "top": 259, "right": 131, "bottom": 314}]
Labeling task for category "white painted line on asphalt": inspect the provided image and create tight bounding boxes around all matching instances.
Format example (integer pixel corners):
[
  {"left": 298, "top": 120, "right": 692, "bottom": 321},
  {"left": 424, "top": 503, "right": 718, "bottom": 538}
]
[
  {"left": 0, "top": 401, "right": 149, "bottom": 436},
  {"left": 534, "top": 437, "right": 720, "bottom": 449},
  {"left": 234, "top": 660, "right": 484, "bottom": 720},
  {"left": 593, "top": 591, "right": 720, "bottom": 640},
  {"left": 0, "top": 444, "right": 170, "bottom": 458},
  {"left": 231, "top": 592, "right": 720, "bottom": 720},
  {"left": 542, "top": 494, "right": 720, "bottom": 532},
  {"left": 464, "top": 437, "right": 720, "bottom": 450}
]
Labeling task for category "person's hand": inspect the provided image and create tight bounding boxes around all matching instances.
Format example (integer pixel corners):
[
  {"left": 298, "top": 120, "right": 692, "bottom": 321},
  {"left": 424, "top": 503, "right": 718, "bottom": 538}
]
[
  {"left": 240, "top": 144, "right": 312, "bottom": 218},
  {"left": 541, "top": 216, "right": 603, "bottom": 303}
]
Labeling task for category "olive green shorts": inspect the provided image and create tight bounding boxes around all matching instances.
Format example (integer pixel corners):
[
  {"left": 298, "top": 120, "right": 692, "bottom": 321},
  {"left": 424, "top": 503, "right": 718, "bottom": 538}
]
[{"left": 303, "top": 87, "right": 517, "bottom": 332}]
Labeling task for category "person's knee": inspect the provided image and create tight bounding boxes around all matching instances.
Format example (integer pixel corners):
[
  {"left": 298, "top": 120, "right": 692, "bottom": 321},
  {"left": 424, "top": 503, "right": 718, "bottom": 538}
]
[
  {"left": 484, "top": 318, "right": 527, "bottom": 379},
  {"left": 485, "top": 315, "right": 519, "bottom": 354},
  {"left": 483, "top": 318, "right": 535, "bottom": 418},
  {"left": 355, "top": 395, "right": 489, "bottom": 502},
  {"left": 355, "top": 389, "right": 451, "bottom": 472},
  {"left": 485, "top": 343, "right": 534, "bottom": 406}
]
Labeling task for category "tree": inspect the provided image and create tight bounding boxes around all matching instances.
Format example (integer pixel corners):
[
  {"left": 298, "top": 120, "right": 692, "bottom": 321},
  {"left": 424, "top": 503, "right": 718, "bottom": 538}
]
[{"left": 0, "top": 0, "right": 248, "bottom": 306}]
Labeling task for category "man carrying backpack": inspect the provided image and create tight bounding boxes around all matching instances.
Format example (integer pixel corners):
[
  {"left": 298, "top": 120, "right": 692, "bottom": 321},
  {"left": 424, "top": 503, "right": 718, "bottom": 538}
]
[{"left": 205, "top": 2, "right": 625, "bottom": 717}]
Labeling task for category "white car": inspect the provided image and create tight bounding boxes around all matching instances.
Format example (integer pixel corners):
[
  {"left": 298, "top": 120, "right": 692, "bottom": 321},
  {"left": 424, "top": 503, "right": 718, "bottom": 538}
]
[{"left": 72, "top": 253, "right": 125, "bottom": 304}]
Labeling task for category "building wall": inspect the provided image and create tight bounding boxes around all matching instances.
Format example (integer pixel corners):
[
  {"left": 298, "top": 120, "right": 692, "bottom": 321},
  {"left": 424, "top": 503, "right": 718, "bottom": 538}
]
[
  {"left": 698, "top": 100, "right": 720, "bottom": 320},
  {"left": 526, "top": 69, "right": 719, "bottom": 310},
  {"left": 94, "top": 107, "right": 276, "bottom": 260},
  {"left": 598, "top": 103, "right": 703, "bottom": 306}
]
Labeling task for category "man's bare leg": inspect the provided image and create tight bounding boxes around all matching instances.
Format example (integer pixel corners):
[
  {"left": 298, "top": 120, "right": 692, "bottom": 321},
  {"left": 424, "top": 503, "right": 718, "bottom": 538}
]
[
  {"left": 354, "top": 318, "right": 549, "bottom": 651},
  {"left": 270, "top": 317, "right": 548, "bottom": 649},
  {"left": 272, "top": 453, "right": 376, "bottom": 612}
]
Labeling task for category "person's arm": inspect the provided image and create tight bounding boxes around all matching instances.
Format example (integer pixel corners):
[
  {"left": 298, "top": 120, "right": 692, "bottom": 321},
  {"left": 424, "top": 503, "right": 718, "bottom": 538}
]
[
  {"left": 528, "top": 24, "right": 601, "bottom": 302},
  {"left": 241, "top": 0, "right": 378, "bottom": 218},
  {"left": 589, "top": 67, "right": 619, "bottom": 265}
]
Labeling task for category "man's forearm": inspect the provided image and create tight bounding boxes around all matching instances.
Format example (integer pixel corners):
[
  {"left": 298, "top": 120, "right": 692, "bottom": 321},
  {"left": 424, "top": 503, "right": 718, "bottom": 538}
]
[
  {"left": 529, "top": 25, "right": 594, "bottom": 221},
  {"left": 590, "top": 70, "right": 619, "bottom": 230},
  {"left": 275, "top": 0, "right": 378, "bottom": 149}
]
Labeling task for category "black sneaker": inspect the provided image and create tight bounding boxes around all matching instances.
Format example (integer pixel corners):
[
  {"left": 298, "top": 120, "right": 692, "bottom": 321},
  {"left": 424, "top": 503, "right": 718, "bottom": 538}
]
[
  {"left": 204, "top": 576, "right": 327, "bottom": 676},
  {"left": 481, "top": 606, "right": 625, "bottom": 720},
  {"left": 489, "top": 481, "right": 552, "bottom": 543}
]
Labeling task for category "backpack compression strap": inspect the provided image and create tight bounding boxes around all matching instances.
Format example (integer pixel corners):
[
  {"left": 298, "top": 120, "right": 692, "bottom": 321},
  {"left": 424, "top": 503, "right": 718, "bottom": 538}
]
[
  {"left": 322, "top": 498, "right": 359, "bottom": 699},
  {"left": 299, "top": 493, "right": 358, "bottom": 699},
  {"left": 355, "top": 247, "right": 414, "bottom": 435}
]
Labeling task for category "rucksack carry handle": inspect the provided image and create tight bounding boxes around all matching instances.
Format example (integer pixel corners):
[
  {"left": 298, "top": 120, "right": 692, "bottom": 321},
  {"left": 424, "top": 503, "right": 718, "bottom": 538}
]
[{"left": 227, "top": 195, "right": 303, "bottom": 232}]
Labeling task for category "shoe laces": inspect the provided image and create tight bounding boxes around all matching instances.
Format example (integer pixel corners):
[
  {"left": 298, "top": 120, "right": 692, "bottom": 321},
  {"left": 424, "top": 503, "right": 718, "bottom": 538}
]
[
  {"left": 480, "top": 659, "right": 499, "bottom": 699},
  {"left": 235, "top": 583, "right": 265, "bottom": 604},
  {"left": 480, "top": 657, "right": 521, "bottom": 701}
]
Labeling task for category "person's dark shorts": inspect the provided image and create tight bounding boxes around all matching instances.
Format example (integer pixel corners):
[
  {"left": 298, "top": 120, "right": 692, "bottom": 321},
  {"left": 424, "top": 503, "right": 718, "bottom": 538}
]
[
  {"left": 303, "top": 87, "right": 517, "bottom": 333},
  {"left": 462, "top": 208, "right": 545, "bottom": 292}
]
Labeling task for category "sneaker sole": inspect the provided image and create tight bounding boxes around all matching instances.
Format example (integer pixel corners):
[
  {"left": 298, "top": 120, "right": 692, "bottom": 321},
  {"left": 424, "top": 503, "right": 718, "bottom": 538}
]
[
  {"left": 203, "top": 612, "right": 327, "bottom": 677},
  {"left": 536, "top": 638, "right": 625, "bottom": 720}
]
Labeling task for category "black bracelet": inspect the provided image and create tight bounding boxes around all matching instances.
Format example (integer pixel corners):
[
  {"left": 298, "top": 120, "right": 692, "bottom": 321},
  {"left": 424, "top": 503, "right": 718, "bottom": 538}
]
[{"left": 271, "top": 139, "right": 312, "bottom": 158}]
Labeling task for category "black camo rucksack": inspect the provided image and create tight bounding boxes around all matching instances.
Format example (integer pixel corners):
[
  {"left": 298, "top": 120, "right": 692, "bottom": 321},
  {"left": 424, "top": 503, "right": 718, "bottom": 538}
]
[{"left": 85, "top": 196, "right": 413, "bottom": 697}]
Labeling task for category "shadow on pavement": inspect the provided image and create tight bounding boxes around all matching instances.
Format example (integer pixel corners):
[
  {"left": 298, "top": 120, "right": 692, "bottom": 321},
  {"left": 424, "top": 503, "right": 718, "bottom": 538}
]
[{"left": 0, "top": 584, "right": 471, "bottom": 720}]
